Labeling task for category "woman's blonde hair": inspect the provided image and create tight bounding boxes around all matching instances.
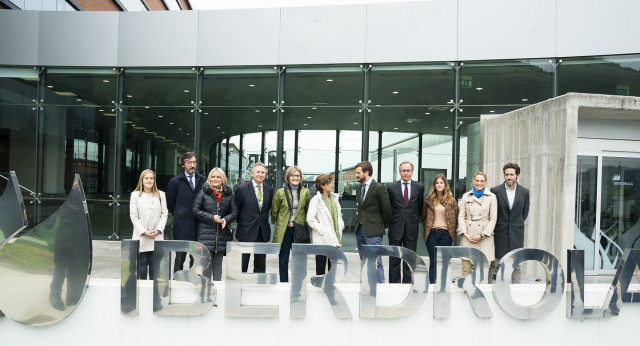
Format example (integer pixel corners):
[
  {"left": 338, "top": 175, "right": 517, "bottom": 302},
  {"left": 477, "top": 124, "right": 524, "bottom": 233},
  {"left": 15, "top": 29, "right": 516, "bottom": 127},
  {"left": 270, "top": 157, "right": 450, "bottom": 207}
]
[
  {"left": 134, "top": 169, "right": 159, "bottom": 197},
  {"left": 207, "top": 167, "right": 228, "bottom": 186},
  {"left": 473, "top": 171, "right": 488, "bottom": 181},
  {"left": 426, "top": 174, "right": 454, "bottom": 206}
]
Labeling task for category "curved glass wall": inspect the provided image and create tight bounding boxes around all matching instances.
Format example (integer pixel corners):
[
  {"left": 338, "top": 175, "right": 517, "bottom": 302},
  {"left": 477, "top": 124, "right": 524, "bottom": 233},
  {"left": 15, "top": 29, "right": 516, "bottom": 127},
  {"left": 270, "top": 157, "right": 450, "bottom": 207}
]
[{"left": 1, "top": 54, "right": 639, "bottom": 247}]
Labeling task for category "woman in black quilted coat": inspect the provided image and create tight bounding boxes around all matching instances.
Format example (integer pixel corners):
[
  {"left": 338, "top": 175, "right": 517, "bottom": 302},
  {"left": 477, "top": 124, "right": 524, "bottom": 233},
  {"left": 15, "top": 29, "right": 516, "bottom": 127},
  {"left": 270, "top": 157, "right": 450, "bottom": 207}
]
[{"left": 192, "top": 167, "right": 238, "bottom": 281}]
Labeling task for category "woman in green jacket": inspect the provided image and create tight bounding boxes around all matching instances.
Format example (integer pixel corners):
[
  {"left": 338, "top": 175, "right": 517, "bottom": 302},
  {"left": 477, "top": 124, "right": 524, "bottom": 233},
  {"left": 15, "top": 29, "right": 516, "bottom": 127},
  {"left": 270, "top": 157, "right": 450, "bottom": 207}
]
[{"left": 270, "top": 166, "right": 311, "bottom": 282}]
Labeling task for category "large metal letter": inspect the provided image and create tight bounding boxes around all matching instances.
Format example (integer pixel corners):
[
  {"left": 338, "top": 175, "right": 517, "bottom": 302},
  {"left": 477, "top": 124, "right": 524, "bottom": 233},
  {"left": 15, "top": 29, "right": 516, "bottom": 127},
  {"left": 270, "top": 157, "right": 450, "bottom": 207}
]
[
  {"left": 152, "top": 240, "right": 215, "bottom": 315},
  {"left": 604, "top": 249, "right": 640, "bottom": 316},
  {"left": 0, "top": 171, "right": 28, "bottom": 248},
  {"left": 225, "top": 242, "right": 279, "bottom": 317},
  {"left": 360, "top": 245, "right": 428, "bottom": 318},
  {"left": 494, "top": 248, "right": 564, "bottom": 319},
  {"left": 121, "top": 240, "right": 139, "bottom": 315},
  {"left": 566, "top": 249, "right": 607, "bottom": 318},
  {"left": 290, "top": 244, "right": 351, "bottom": 319},
  {"left": 0, "top": 174, "right": 92, "bottom": 326},
  {"left": 434, "top": 246, "right": 493, "bottom": 318}
]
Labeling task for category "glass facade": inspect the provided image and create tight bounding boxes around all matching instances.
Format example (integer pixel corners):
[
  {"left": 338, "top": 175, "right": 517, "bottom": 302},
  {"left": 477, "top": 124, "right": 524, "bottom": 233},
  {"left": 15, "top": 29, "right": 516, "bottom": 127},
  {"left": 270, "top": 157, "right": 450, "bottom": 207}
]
[{"left": 2, "top": 55, "right": 640, "bottom": 247}]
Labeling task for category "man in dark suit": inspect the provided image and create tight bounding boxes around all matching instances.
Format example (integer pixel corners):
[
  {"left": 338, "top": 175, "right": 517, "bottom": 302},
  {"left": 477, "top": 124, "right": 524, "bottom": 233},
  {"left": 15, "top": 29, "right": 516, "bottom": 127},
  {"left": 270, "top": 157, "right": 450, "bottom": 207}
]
[
  {"left": 234, "top": 162, "right": 273, "bottom": 273},
  {"left": 387, "top": 162, "right": 424, "bottom": 284},
  {"left": 490, "top": 162, "right": 530, "bottom": 283},
  {"left": 166, "top": 152, "right": 206, "bottom": 273},
  {"left": 355, "top": 161, "right": 392, "bottom": 283}
]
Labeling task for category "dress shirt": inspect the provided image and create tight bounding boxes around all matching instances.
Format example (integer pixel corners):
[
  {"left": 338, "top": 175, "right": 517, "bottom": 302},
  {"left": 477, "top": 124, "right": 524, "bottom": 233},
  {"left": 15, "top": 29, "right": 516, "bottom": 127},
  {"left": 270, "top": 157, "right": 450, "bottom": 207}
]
[
  {"left": 505, "top": 182, "right": 517, "bottom": 210},
  {"left": 401, "top": 179, "right": 411, "bottom": 200}
]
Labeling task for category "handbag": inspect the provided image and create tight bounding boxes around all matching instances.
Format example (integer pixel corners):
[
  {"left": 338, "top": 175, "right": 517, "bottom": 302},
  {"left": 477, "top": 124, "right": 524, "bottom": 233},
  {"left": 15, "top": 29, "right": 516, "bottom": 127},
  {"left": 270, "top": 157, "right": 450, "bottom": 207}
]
[{"left": 284, "top": 188, "right": 310, "bottom": 244}]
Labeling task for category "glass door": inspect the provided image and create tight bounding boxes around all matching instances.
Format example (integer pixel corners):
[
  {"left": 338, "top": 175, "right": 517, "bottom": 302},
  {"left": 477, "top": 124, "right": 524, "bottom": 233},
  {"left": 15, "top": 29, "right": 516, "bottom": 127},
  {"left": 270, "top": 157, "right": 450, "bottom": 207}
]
[{"left": 575, "top": 152, "right": 640, "bottom": 273}]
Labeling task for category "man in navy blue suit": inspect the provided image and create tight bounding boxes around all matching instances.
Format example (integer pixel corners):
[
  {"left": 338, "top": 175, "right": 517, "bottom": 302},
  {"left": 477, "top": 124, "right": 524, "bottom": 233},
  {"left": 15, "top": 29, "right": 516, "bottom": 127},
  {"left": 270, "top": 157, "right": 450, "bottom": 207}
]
[
  {"left": 166, "top": 152, "right": 206, "bottom": 272},
  {"left": 234, "top": 163, "right": 273, "bottom": 273}
]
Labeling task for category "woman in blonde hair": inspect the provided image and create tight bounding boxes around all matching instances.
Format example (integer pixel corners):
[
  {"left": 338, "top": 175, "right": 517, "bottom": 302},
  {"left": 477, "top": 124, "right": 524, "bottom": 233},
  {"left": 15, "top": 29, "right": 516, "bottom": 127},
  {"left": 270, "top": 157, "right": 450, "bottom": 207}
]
[
  {"left": 422, "top": 174, "right": 459, "bottom": 283},
  {"left": 457, "top": 171, "right": 497, "bottom": 276},
  {"left": 192, "top": 167, "right": 237, "bottom": 281},
  {"left": 130, "top": 169, "right": 168, "bottom": 280}
]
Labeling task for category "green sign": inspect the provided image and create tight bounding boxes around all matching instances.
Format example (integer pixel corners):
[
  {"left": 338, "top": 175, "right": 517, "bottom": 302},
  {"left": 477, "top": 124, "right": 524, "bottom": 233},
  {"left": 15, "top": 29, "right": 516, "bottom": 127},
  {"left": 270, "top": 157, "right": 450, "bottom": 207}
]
[{"left": 461, "top": 76, "right": 472, "bottom": 88}]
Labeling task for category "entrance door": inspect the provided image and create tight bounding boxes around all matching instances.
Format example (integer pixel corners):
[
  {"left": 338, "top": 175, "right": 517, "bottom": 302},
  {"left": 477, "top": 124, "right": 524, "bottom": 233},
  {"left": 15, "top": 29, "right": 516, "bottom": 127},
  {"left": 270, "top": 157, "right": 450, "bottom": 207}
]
[{"left": 575, "top": 152, "right": 640, "bottom": 273}]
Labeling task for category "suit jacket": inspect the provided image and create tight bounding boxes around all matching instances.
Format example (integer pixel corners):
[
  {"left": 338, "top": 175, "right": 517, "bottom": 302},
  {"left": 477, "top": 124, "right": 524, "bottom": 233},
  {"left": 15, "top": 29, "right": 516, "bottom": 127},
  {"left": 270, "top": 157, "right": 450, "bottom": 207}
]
[
  {"left": 234, "top": 181, "right": 273, "bottom": 242},
  {"left": 387, "top": 180, "right": 424, "bottom": 241},
  {"left": 490, "top": 183, "right": 530, "bottom": 260},
  {"left": 356, "top": 179, "right": 392, "bottom": 237},
  {"left": 166, "top": 171, "right": 206, "bottom": 241}
]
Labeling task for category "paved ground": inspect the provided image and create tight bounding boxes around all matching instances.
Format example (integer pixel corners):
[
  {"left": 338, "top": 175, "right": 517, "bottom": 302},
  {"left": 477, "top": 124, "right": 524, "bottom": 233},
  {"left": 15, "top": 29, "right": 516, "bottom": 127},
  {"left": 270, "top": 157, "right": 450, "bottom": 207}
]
[{"left": 92, "top": 240, "right": 614, "bottom": 284}]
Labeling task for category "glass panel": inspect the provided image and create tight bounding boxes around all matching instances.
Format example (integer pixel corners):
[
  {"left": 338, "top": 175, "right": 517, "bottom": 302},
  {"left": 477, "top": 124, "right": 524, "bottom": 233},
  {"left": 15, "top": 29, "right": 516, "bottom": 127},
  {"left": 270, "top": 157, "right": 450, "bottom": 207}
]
[
  {"left": 0, "top": 67, "right": 38, "bottom": 105},
  {"left": 297, "top": 130, "right": 336, "bottom": 179},
  {"left": 40, "top": 105, "right": 115, "bottom": 239},
  {"left": 575, "top": 155, "right": 597, "bottom": 270},
  {"left": 599, "top": 156, "right": 640, "bottom": 270},
  {"left": 370, "top": 64, "right": 454, "bottom": 106},
  {"left": 227, "top": 135, "right": 241, "bottom": 185},
  {"left": 46, "top": 68, "right": 117, "bottom": 106},
  {"left": 264, "top": 131, "right": 278, "bottom": 188},
  {"left": 241, "top": 132, "right": 262, "bottom": 182},
  {"left": 559, "top": 55, "right": 640, "bottom": 97},
  {"left": 460, "top": 60, "right": 553, "bottom": 105},
  {"left": 285, "top": 66, "right": 363, "bottom": 106},
  {"left": 378, "top": 132, "right": 419, "bottom": 185},
  {"left": 0, "top": 105, "right": 37, "bottom": 198},
  {"left": 459, "top": 120, "right": 479, "bottom": 197},
  {"left": 202, "top": 68, "right": 278, "bottom": 106},
  {"left": 368, "top": 130, "right": 379, "bottom": 179},
  {"left": 124, "top": 69, "right": 197, "bottom": 106}
]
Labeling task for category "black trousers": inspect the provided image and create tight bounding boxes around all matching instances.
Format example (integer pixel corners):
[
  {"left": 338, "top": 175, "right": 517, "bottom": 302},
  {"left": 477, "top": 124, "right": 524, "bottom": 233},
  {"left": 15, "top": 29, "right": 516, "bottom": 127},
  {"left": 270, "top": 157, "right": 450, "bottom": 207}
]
[
  {"left": 241, "top": 228, "right": 267, "bottom": 273},
  {"left": 388, "top": 224, "right": 418, "bottom": 284},
  {"left": 315, "top": 255, "right": 332, "bottom": 275},
  {"left": 173, "top": 251, "right": 194, "bottom": 273}
]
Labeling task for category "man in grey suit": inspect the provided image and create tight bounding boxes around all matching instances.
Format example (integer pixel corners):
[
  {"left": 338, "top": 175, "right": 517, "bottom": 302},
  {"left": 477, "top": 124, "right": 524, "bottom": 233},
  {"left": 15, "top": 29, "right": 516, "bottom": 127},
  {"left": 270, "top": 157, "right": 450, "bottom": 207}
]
[
  {"left": 387, "top": 162, "right": 424, "bottom": 284},
  {"left": 355, "top": 161, "right": 392, "bottom": 284},
  {"left": 490, "top": 162, "right": 530, "bottom": 283}
]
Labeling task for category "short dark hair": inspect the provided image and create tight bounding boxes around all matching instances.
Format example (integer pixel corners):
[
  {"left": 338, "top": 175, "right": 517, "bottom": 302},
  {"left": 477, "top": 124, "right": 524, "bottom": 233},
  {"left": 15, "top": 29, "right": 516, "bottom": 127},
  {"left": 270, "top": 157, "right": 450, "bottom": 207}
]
[
  {"left": 315, "top": 174, "right": 333, "bottom": 192},
  {"left": 503, "top": 162, "right": 520, "bottom": 175},
  {"left": 180, "top": 152, "right": 196, "bottom": 166},
  {"left": 356, "top": 161, "right": 373, "bottom": 176}
]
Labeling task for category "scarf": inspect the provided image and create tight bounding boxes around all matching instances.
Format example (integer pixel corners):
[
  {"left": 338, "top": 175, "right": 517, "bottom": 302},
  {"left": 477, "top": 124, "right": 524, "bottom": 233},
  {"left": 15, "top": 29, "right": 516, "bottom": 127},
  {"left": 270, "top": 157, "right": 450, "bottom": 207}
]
[
  {"left": 213, "top": 185, "right": 223, "bottom": 203},
  {"left": 473, "top": 187, "right": 485, "bottom": 199},
  {"left": 321, "top": 193, "right": 341, "bottom": 243}
]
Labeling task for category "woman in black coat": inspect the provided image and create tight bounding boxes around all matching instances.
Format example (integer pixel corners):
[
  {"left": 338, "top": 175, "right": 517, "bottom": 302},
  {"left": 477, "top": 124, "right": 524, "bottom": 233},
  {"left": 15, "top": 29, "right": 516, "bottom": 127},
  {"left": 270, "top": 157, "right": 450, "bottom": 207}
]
[{"left": 192, "top": 167, "right": 238, "bottom": 281}]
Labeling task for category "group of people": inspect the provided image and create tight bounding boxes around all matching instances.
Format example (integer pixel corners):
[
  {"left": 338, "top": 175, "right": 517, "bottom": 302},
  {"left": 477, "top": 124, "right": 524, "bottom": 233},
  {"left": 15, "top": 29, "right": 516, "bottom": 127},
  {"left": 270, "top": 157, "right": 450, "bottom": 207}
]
[{"left": 128, "top": 151, "right": 529, "bottom": 285}]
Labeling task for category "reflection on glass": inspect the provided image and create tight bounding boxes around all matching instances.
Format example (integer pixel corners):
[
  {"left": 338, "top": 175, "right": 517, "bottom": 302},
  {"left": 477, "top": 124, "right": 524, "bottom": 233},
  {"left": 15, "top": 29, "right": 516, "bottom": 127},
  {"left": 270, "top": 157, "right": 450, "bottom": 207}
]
[
  {"left": 242, "top": 132, "right": 262, "bottom": 183},
  {"left": 370, "top": 64, "right": 454, "bottom": 106},
  {"left": 285, "top": 66, "right": 363, "bottom": 106},
  {"left": 202, "top": 68, "right": 278, "bottom": 106},
  {"left": 124, "top": 69, "right": 197, "bottom": 107},
  {"left": 460, "top": 60, "right": 553, "bottom": 105},
  {"left": 379, "top": 132, "right": 419, "bottom": 184},
  {"left": 228, "top": 135, "right": 241, "bottom": 185},
  {"left": 599, "top": 156, "right": 640, "bottom": 270},
  {"left": 559, "top": 55, "right": 640, "bottom": 97},
  {"left": 338, "top": 131, "right": 361, "bottom": 234},
  {"left": 575, "top": 155, "right": 597, "bottom": 270},
  {"left": 0, "top": 171, "right": 28, "bottom": 248},
  {"left": 46, "top": 68, "right": 117, "bottom": 106},
  {"left": 0, "top": 67, "right": 38, "bottom": 104},
  {"left": 0, "top": 174, "right": 91, "bottom": 326}
]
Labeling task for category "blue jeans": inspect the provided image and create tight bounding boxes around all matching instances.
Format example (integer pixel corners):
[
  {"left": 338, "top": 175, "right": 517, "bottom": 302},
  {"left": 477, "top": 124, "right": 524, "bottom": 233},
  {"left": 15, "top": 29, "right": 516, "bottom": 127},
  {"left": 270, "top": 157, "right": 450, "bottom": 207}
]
[
  {"left": 279, "top": 226, "right": 295, "bottom": 282},
  {"left": 426, "top": 228, "right": 453, "bottom": 284},
  {"left": 356, "top": 225, "right": 385, "bottom": 283}
]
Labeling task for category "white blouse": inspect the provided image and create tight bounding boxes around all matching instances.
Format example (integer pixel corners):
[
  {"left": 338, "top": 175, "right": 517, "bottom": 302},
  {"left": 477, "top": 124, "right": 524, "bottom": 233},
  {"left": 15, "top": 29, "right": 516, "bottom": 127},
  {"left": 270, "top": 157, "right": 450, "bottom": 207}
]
[{"left": 130, "top": 191, "right": 168, "bottom": 253}]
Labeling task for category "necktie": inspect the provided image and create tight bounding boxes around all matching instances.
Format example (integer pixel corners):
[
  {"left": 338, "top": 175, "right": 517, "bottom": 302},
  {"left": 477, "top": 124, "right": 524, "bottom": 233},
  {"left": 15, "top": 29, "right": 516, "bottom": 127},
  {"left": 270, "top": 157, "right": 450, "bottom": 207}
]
[
  {"left": 188, "top": 175, "right": 194, "bottom": 190},
  {"left": 361, "top": 183, "right": 367, "bottom": 201},
  {"left": 256, "top": 185, "right": 263, "bottom": 210},
  {"left": 403, "top": 182, "right": 409, "bottom": 206}
]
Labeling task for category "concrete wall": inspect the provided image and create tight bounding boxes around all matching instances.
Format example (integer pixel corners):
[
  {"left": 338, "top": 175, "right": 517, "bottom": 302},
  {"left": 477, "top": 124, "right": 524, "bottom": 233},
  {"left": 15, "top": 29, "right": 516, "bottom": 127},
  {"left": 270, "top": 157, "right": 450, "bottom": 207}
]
[
  {"left": 481, "top": 93, "right": 640, "bottom": 272},
  {"left": 1, "top": 0, "right": 640, "bottom": 67}
]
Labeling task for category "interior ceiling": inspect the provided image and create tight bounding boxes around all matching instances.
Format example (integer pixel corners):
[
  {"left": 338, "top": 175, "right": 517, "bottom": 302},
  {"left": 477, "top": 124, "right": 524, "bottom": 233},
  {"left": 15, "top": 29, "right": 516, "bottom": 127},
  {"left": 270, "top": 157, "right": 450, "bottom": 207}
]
[{"left": 579, "top": 107, "right": 640, "bottom": 120}]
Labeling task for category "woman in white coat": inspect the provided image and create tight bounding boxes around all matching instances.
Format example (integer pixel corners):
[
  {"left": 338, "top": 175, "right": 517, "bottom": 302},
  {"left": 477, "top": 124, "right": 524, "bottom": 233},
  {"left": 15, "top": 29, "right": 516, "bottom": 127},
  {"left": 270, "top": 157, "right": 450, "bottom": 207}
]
[
  {"left": 306, "top": 174, "right": 345, "bottom": 275},
  {"left": 130, "top": 169, "right": 168, "bottom": 280}
]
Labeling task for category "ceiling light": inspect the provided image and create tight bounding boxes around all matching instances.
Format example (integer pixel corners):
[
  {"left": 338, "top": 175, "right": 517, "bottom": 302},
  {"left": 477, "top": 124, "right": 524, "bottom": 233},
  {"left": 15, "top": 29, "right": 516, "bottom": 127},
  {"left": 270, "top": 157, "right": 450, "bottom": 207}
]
[
  {"left": 124, "top": 121, "right": 134, "bottom": 124},
  {"left": 444, "top": 126, "right": 449, "bottom": 129},
  {"left": 178, "top": 128, "right": 183, "bottom": 130},
  {"left": 392, "top": 91, "right": 399, "bottom": 94},
  {"left": 311, "top": 107, "right": 317, "bottom": 110},
  {"left": 158, "top": 115, "right": 163, "bottom": 118},
  {"left": 126, "top": 95, "right": 133, "bottom": 98},
  {"left": 183, "top": 90, "right": 189, "bottom": 93},
  {"left": 216, "top": 126, "right": 220, "bottom": 129},
  {"left": 258, "top": 125, "right": 262, "bottom": 128},
  {"left": 47, "top": 85, "right": 53, "bottom": 88},
  {"left": 169, "top": 122, "right": 174, "bottom": 125},
  {"left": 476, "top": 87, "right": 483, "bottom": 91},
  {"left": 255, "top": 110, "right": 260, "bottom": 113},
  {"left": 144, "top": 106, "right": 150, "bottom": 109},
  {"left": 54, "top": 91, "right": 77, "bottom": 96},
  {"left": 204, "top": 112, "right": 208, "bottom": 115},
  {"left": 307, "top": 116, "right": 312, "bottom": 119},
  {"left": 326, "top": 79, "right": 334, "bottom": 82},
  {"left": 303, "top": 124, "right": 308, "bottom": 126},
  {"left": 249, "top": 84, "right": 255, "bottom": 87},
  {"left": 76, "top": 98, "right": 82, "bottom": 102},
  {"left": 102, "top": 80, "right": 109, "bottom": 83},
  {"left": 425, "top": 112, "right": 430, "bottom": 115},
  {"left": 353, "top": 122, "right": 358, "bottom": 125},
  {"left": 489, "top": 110, "right": 495, "bottom": 113},
  {"left": 103, "top": 113, "right": 116, "bottom": 117},
  {"left": 394, "top": 127, "right": 398, "bottom": 130},
  {"left": 99, "top": 109, "right": 104, "bottom": 112},
  {"left": 133, "top": 126, "right": 146, "bottom": 130},
  {"left": 522, "top": 98, "right": 528, "bottom": 102}
]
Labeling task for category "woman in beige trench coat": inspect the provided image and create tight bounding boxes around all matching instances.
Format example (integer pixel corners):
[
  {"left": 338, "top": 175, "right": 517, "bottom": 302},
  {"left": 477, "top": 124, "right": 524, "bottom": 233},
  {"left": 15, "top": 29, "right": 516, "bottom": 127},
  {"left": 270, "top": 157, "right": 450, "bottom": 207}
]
[{"left": 457, "top": 171, "right": 497, "bottom": 276}]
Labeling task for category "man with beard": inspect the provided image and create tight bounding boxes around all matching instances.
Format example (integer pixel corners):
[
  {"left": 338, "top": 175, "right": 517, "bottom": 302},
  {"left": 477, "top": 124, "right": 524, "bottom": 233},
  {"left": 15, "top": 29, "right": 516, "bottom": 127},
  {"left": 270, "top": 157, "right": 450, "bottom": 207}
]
[
  {"left": 355, "top": 161, "right": 391, "bottom": 283},
  {"left": 166, "top": 152, "right": 206, "bottom": 272},
  {"left": 490, "top": 162, "right": 530, "bottom": 283}
]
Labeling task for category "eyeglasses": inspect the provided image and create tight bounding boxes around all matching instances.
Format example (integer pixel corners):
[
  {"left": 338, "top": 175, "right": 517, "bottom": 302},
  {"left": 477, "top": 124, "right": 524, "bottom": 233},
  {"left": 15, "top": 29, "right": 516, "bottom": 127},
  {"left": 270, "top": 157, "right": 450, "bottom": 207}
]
[
  {"left": 184, "top": 160, "right": 197, "bottom": 166},
  {"left": 290, "top": 174, "right": 301, "bottom": 178},
  {"left": 400, "top": 169, "right": 412, "bottom": 173}
]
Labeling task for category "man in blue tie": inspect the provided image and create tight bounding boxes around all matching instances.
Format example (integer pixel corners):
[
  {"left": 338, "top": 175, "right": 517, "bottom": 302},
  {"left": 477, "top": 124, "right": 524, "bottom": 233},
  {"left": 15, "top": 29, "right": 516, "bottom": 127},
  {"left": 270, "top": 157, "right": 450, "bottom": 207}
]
[
  {"left": 166, "top": 152, "right": 206, "bottom": 273},
  {"left": 355, "top": 161, "right": 392, "bottom": 283}
]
